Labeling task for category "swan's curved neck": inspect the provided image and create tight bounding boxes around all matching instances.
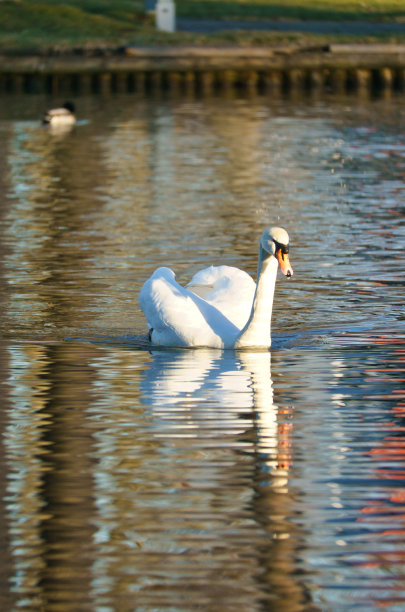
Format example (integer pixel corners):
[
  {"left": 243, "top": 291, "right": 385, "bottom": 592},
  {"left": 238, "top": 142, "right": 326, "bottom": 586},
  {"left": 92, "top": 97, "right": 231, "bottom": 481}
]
[{"left": 234, "top": 245, "right": 278, "bottom": 348}]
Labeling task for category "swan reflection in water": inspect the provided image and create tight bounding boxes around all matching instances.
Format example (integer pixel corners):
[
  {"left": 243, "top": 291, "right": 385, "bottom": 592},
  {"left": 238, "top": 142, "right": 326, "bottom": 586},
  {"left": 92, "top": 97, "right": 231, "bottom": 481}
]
[{"left": 140, "top": 348, "right": 293, "bottom": 488}]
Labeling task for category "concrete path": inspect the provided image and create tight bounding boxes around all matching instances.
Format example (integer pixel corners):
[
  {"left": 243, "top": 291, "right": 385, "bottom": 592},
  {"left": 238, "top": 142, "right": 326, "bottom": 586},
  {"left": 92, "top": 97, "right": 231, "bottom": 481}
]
[{"left": 177, "top": 18, "right": 405, "bottom": 36}]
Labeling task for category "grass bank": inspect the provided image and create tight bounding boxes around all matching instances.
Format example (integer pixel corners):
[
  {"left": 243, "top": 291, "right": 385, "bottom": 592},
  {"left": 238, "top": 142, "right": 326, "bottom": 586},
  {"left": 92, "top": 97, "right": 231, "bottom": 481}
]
[
  {"left": 177, "top": 0, "right": 405, "bottom": 21},
  {"left": 0, "top": 0, "right": 404, "bottom": 52}
]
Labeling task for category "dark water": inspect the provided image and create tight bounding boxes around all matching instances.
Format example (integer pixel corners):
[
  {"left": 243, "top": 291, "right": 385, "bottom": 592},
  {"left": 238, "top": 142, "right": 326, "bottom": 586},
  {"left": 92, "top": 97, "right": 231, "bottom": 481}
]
[{"left": 0, "top": 92, "right": 403, "bottom": 611}]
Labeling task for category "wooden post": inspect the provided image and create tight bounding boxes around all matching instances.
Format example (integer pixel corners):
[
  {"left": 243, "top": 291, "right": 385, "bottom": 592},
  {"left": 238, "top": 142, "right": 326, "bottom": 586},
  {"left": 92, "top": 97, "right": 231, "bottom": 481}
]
[
  {"left": 133, "top": 71, "right": 146, "bottom": 94},
  {"left": 243, "top": 70, "right": 259, "bottom": 91},
  {"left": 11, "top": 74, "right": 24, "bottom": 93},
  {"left": 287, "top": 69, "right": 306, "bottom": 90},
  {"left": 98, "top": 73, "right": 112, "bottom": 95},
  {"left": 354, "top": 69, "right": 372, "bottom": 92},
  {"left": 379, "top": 67, "right": 394, "bottom": 90},
  {"left": 263, "top": 70, "right": 283, "bottom": 92},
  {"left": 149, "top": 71, "right": 163, "bottom": 92},
  {"left": 219, "top": 69, "right": 237, "bottom": 91},
  {"left": 167, "top": 71, "right": 182, "bottom": 93},
  {"left": 398, "top": 68, "right": 405, "bottom": 91},
  {"left": 199, "top": 71, "right": 214, "bottom": 95},
  {"left": 75, "top": 74, "right": 90, "bottom": 94},
  {"left": 331, "top": 68, "right": 347, "bottom": 93},
  {"left": 50, "top": 74, "right": 59, "bottom": 96},
  {"left": 183, "top": 70, "right": 196, "bottom": 95},
  {"left": 115, "top": 72, "right": 128, "bottom": 93},
  {"left": 309, "top": 69, "right": 325, "bottom": 90}
]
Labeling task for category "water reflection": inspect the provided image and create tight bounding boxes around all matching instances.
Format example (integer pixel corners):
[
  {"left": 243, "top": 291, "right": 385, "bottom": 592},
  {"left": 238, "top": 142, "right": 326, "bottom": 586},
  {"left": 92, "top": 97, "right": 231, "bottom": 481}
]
[
  {"left": 2, "top": 119, "right": 110, "bottom": 337},
  {"left": 141, "top": 349, "right": 292, "bottom": 481},
  {"left": 0, "top": 91, "right": 404, "bottom": 610},
  {"left": 1, "top": 335, "right": 404, "bottom": 609},
  {"left": 89, "top": 347, "right": 303, "bottom": 609},
  {"left": 1, "top": 342, "right": 100, "bottom": 610}
]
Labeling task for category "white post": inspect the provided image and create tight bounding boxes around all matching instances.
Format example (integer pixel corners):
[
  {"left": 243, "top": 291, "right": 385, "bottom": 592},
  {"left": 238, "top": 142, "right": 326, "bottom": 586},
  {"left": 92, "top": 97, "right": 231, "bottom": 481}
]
[{"left": 156, "top": 0, "right": 175, "bottom": 33}]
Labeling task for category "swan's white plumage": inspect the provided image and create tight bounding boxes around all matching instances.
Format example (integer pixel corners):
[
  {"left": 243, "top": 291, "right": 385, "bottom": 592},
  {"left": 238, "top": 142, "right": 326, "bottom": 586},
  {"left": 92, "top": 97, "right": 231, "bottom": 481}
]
[
  {"left": 139, "top": 266, "right": 239, "bottom": 348},
  {"left": 187, "top": 265, "right": 256, "bottom": 329},
  {"left": 43, "top": 102, "right": 76, "bottom": 128},
  {"left": 139, "top": 227, "right": 293, "bottom": 349}
]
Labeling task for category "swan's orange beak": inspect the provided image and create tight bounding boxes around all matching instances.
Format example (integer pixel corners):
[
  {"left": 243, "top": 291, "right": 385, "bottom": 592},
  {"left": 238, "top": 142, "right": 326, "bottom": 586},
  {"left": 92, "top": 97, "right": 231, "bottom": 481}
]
[{"left": 276, "top": 248, "right": 293, "bottom": 278}]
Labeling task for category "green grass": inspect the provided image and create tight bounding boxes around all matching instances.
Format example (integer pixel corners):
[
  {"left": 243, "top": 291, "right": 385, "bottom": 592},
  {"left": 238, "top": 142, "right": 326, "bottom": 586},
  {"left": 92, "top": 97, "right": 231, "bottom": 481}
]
[
  {"left": 0, "top": 0, "right": 154, "bottom": 50},
  {"left": 0, "top": 0, "right": 404, "bottom": 52},
  {"left": 177, "top": 0, "right": 405, "bottom": 21}
]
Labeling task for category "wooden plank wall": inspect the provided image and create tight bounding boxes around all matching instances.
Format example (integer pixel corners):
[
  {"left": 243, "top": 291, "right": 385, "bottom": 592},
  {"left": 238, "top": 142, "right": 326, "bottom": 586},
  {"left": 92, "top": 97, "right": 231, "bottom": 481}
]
[{"left": 0, "top": 45, "right": 404, "bottom": 95}]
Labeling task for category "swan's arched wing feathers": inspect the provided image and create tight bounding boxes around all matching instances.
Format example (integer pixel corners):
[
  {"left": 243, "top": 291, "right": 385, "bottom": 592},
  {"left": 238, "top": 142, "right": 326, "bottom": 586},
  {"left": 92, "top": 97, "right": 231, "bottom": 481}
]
[
  {"left": 139, "top": 267, "right": 237, "bottom": 347},
  {"left": 139, "top": 267, "right": 196, "bottom": 330},
  {"left": 187, "top": 265, "right": 255, "bottom": 329}
]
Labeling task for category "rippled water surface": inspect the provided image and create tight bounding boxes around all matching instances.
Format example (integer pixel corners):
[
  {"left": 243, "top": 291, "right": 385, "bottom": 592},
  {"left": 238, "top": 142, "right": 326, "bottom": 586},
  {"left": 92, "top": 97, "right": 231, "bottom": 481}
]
[{"left": 0, "top": 92, "right": 403, "bottom": 611}]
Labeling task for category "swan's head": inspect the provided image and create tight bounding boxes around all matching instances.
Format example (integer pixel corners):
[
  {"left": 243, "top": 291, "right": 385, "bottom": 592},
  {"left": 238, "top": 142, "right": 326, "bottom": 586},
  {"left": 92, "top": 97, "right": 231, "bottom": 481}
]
[{"left": 261, "top": 227, "right": 293, "bottom": 277}]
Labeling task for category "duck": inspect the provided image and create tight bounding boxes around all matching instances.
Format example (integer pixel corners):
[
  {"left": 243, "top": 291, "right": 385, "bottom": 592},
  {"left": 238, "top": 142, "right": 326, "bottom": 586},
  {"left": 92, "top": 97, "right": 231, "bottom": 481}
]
[
  {"left": 139, "top": 226, "right": 293, "bottom": 349},
  {"left": 42, "top": 101, "right": 76, "bottom": 127}
]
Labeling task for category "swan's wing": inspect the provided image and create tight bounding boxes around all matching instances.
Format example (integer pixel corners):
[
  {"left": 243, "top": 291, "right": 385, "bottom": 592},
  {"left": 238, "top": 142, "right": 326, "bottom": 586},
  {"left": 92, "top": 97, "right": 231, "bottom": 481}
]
[
  {"left": 139, "top": 267, "right": 195, "bottom": 334},
  {"left": 139, "top": 267, "right": 237, "bottom": 347},
  {"left": 187, "top": 265, "right": 255, "bottom": 329}
]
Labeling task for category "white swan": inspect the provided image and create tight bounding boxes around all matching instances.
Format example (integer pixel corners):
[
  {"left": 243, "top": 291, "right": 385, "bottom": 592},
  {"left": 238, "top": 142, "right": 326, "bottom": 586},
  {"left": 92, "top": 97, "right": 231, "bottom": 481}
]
[
  {"left": 139, "top": 226, "right": 293, "bottom": 349},
  {"left": 42, "top": 101, "right": 76, "bottom": 127}
]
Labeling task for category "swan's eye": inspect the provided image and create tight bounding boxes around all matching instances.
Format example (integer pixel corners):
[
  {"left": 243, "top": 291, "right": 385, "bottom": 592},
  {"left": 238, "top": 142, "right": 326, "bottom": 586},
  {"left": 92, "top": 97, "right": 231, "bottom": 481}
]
[{"left": 274, "top": 240, "right": 289, "bottom": 255}]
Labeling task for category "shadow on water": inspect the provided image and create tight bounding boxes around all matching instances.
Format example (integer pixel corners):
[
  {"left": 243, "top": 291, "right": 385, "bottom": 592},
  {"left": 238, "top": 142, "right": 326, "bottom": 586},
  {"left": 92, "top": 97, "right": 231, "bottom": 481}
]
[{"left": 0, "top": 91, "right": 404, "bottom": 610}]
